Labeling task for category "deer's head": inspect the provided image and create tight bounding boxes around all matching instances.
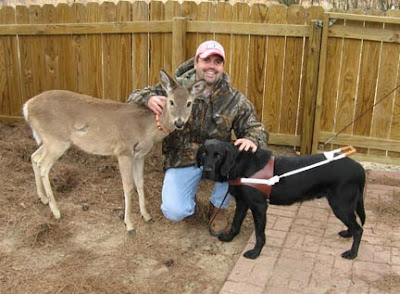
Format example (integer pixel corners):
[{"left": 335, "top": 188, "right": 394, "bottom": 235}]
[{"left": 159, "top": 70, "right": 206, "bottom": 131}]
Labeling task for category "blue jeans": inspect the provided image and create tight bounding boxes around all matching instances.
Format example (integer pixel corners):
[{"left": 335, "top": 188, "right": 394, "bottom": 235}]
[{"left": 161, "top": 165, "right": 233, "bottom": 221}]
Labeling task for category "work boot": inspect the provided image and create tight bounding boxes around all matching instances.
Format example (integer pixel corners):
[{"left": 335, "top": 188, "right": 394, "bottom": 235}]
[{"left": 208, "top": 202, "right": 228, "bottom": 236}]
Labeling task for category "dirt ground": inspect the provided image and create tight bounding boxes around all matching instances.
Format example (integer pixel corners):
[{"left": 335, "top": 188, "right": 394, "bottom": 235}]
[
  {"left": 1, "top": 123, "right": 297, "bottom": 294},
  {"left": 1, "top": 123, "right": 400, "bottom": 294}
]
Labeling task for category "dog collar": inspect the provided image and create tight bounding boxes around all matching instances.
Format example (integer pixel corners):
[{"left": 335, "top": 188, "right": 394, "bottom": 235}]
[{"left": 229, "top": 156, "right": 275, "bottom": 198}]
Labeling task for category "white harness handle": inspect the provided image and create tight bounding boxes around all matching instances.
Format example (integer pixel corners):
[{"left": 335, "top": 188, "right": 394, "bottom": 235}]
[{"left": 240, "top": 146, "right": 356, "bottom": 186}]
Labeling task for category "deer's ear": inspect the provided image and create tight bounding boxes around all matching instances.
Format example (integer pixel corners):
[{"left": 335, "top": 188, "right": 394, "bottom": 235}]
[
  {"left": 190, "top": 79, "right": 206, "bottom": 97},
  {"left": 160, "top": 69, "right": 177, "bottom": 92}
]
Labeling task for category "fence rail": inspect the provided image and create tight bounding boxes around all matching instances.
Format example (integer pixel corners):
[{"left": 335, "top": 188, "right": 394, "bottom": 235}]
[{"left": 0, "top": 1, "right": 399, "bottom": 165}]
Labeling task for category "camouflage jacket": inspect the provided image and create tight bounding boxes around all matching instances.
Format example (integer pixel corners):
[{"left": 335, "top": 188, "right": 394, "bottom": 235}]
[{"left": 127, "top": 58, "right": 269, "bottom": 170}]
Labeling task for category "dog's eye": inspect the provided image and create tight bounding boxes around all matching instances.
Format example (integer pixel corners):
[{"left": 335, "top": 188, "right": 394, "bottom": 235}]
[{"left": 215, "top": 153, "right": 221, "bottom": 160}]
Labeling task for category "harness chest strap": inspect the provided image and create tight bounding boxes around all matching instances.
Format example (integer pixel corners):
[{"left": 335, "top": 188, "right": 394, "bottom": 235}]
[{"left": 229, "top": 156, "right": 275, "bottom": 199}]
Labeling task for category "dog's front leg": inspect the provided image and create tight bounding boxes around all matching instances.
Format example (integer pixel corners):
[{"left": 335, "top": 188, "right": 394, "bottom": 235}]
[
  {"left": 219, "top": 196, "right": 248, "bottom": 242},
  {"left": 243, "top": 201, "right": 267, "bottom": 259}
]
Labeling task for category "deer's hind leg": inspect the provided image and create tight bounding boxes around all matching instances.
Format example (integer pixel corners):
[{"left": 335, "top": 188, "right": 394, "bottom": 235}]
[
  {"left": 31, "top": 145, "right": 49, "bottom": 205},
  {"left": 35, "top": 141, "right": 70, "bottom": 219}
]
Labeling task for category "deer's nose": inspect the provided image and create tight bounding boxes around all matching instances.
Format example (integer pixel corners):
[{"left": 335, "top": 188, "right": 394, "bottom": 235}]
[{"left": 174, "top": 118, "right": 185, "bottom": 130}]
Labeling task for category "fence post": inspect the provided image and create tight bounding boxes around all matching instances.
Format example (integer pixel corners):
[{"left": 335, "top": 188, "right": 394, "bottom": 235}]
[
  {"left": 172, "top": 17, "right": 187, "bottom": 72},
  {"left": 300, "top": 20, "right": 322, "bottom": 155}
]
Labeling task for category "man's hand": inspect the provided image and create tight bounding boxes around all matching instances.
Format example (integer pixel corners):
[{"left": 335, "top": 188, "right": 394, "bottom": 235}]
[
  {"left": 234, "top": 138, "right": 258, "bottom": 153},
  {"left": 148, "top": 96, "right": 167, "bottom": 115}
]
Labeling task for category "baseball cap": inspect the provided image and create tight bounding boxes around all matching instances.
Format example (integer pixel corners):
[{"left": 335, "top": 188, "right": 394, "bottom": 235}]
[{"left": 195, "top": 40, "right": 225, "bottom": 61}]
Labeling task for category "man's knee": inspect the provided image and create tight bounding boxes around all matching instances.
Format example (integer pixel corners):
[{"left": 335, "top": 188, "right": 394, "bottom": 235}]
[{"left": 161, "top": 203, "right": 193, "bottom": 222}]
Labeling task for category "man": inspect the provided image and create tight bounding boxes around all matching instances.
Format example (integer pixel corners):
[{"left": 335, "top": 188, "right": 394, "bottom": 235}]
[{"left": 127, "top": 40, "right": 268, "bottom": 236}]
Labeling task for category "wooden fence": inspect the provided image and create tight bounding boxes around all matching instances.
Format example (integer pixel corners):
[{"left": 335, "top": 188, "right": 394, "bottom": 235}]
[{"left": 0, "top": 1, "right": 399, "bottom": 164}]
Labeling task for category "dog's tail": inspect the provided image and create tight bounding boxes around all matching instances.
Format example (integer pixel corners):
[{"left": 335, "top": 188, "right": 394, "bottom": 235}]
[
  {"left": 356, "top": 194, "right": 366, "bottom": 226},
  {"left": 356, "top": 173, "right": 366, "bottom": 226}
]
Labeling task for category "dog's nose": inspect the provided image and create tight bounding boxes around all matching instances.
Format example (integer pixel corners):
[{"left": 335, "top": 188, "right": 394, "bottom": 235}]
[{"left": 174, "top": 118, "right": 185, "bottom": 130}]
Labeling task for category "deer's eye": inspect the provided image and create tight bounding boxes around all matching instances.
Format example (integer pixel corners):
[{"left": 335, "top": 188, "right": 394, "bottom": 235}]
[
  {"left": 186, "top": 101, "right": 192, "bottom": 108},
  {"left": 169, "top": 100, "right": 175, "bottom": 107}
]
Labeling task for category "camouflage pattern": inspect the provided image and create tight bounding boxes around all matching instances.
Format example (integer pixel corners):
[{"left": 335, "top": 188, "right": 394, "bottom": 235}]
[{"left": 127, "top": 58, "right": 269, "bottom": 170}]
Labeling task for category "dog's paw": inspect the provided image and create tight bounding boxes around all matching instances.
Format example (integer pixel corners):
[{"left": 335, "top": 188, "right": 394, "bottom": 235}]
[
  {"left": 341, "top": 250, "right": 357, "bottom": 259},
  {"left": 243, "top": 249, "right": 261, "bottom": 259},
  {"left": 338, "top": 229, "right": 352, "bottom": 238},
  {"left": 218, "top": 233, "right": 234, "bottom": 242}
]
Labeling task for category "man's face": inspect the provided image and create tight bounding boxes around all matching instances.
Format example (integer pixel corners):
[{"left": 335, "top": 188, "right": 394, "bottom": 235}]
[{"left": 194, "top": 55, "right": 224, "bottom": 87}]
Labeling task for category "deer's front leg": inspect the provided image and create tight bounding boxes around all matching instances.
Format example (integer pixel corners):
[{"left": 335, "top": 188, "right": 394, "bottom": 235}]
[
  {"left": 132, "top": 157, "right": 152, "bottom": 222},
  {"left": 117, "top": 155, "right": 135, "bottom": 234}
]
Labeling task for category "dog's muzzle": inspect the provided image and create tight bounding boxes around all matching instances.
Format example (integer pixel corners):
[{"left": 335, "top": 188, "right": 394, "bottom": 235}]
[{"left": 201, "top": 166, "right": 216, "bottom": 180}]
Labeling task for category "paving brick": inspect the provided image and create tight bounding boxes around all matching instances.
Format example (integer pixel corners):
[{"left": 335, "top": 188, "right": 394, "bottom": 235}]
[
  {"left": 272, "top": 216, "right": 294, "bottom": 231},
  {"left": 268, "top": 206, "right": 299, "bottom": 218},
  {"left": 262, "top": 286, "right": 301, "bottom": 294},
  {"left": 219, "top": 281, "right": 263, "bottom": 294},
  {"left": 293, "top": 217, "right": 328, "bottom": 230},
  {"left": 285, "top": 232, "right": 322, "bottom": 253},
  {"left": 354, "top": 261, "right": 391, "bottom": 275},
  {"left": 268, "top": 249, "right": 315, "bottom": 291},
  {"left": 297, "top": 205, "right": 330, "bottom": 222},
  {"left": 392, "top": 248, "right": 400, "bottom": 265},
  {"left": 291, "top": 223, "right": 325, "bottom": 237}
]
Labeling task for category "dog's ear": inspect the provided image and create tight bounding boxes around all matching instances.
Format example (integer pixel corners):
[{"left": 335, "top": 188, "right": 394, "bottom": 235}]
[
  {"left": 196, "top": 145, "right": 205, "bottom": 167},
  {"left": 220, "top": 144, "right": 239, "bottom": 177}
]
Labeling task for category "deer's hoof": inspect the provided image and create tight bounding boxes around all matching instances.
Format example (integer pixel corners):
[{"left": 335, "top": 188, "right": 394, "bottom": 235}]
[{"left": 127, "top": 229, "right": 136, "bottom": 235}]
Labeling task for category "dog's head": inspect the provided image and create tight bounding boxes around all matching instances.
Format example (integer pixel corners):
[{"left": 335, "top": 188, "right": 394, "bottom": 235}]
[{"left": 196, "top": 139, "right": 239, "bottom": 181}]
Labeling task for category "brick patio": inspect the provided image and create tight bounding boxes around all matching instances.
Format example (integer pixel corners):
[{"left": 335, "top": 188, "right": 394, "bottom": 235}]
[{"left": 220, "top": 170, "right": 400, "bottom": 294}]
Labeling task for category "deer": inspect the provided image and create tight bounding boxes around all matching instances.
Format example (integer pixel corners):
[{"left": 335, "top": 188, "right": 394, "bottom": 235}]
[{"left": 23, "top": 70, "right": 206, "bottom": 234}]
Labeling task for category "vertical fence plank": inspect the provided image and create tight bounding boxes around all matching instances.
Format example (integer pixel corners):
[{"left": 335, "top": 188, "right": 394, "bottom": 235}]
[
  {"left": 319, "top": 18, "right": 344, "bottom": 140},
  {"left": 248, "top": 3, "right": 268, "bottom": 120},
  {"left": 70, "top": 3, "right": 87, "bottom": 94},
  {"left": 262, "top": 4, "right": 286, "bottom": 134},
  {"left": 280, "top": 5, "right": 305, "bottom": 137},
  {"left": 149, "top": 0, "right": 164, "bottom": 86},
  {"left": 132, "top": 1, "right": 149, "bottom": 90},
  {"left": 56, "top": 3, "right": 74, "bottom": 91},
  {"left": 181, "top": 0, "right": 198, "bottom": 59},
  {"left": 42, "top": 4, "right": 58, "bottom": 91},
  {"left": 164, "top": 1, "right": 181, "bottom": 74},
  {"left": 353, "top": 11, "right": 383, "bottom": 156},
  {"left": 298, "top": 6, "right": 324, "bottom": 137},
  {"left": 0, "top": 6, "right": 21, "bottom": 117},
  {"left": 18, "top": 5, "right": 46, "bottom": 99},
  {"left": 197, "top": 1, "right": 214, "bottom": 44},
  {"left": 172, "top": 17, "right": 187, "bottom": 71},
  {"left": 215, "top": 2, "right": 232, "bottom": 75},
  {"left": 334, "top": 9, "right": 363, "bottom": 141},
  {"left": 101, "top": 1, "right": 131, "bottom": 102},
  {"left": 364, "top": 9, "right": 386, "bottom": 157},
  {"left": 233, "top": 3, "right": 251, "bottom": 81},
  {"left": 117, "top": 1, "right": 132, "bottom": 102},
  {"left": 386, "top": 10, "right": 400, "bottom": 159},
  {"left": 230, "top": 2, "right": 250, "bottom": 96},
  {"left": 15, "top": 5, "right": 30, "bottom": 101},
  {"left": 300, "top": 21, "right": 322, "bottom": 155},
  {"left": 101, "top": 1, "right": 117, "bottom": 100},
  {"left": 370, "top": 17, "right": 399, "bottom": 140},
  {"left": 86, "top": 2, "right": 102, "bottom": 98},
  {"left": 312, "top": 12, "right": 330, "bottom": 153}
]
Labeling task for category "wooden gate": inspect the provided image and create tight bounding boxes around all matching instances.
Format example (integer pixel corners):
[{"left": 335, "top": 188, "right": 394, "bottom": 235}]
[{"left": 312, "top": 11, "right": 400, "bottom": 164}]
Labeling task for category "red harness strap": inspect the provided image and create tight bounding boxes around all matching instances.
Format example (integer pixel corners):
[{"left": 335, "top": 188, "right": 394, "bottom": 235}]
[{"left": 229, "top": 156, "right": 275, "bottom": 199}]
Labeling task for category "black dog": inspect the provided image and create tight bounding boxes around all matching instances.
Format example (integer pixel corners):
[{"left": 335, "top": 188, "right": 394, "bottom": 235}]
[{"left": 197, "top": 139, "right": 366, "bottom": 260}]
